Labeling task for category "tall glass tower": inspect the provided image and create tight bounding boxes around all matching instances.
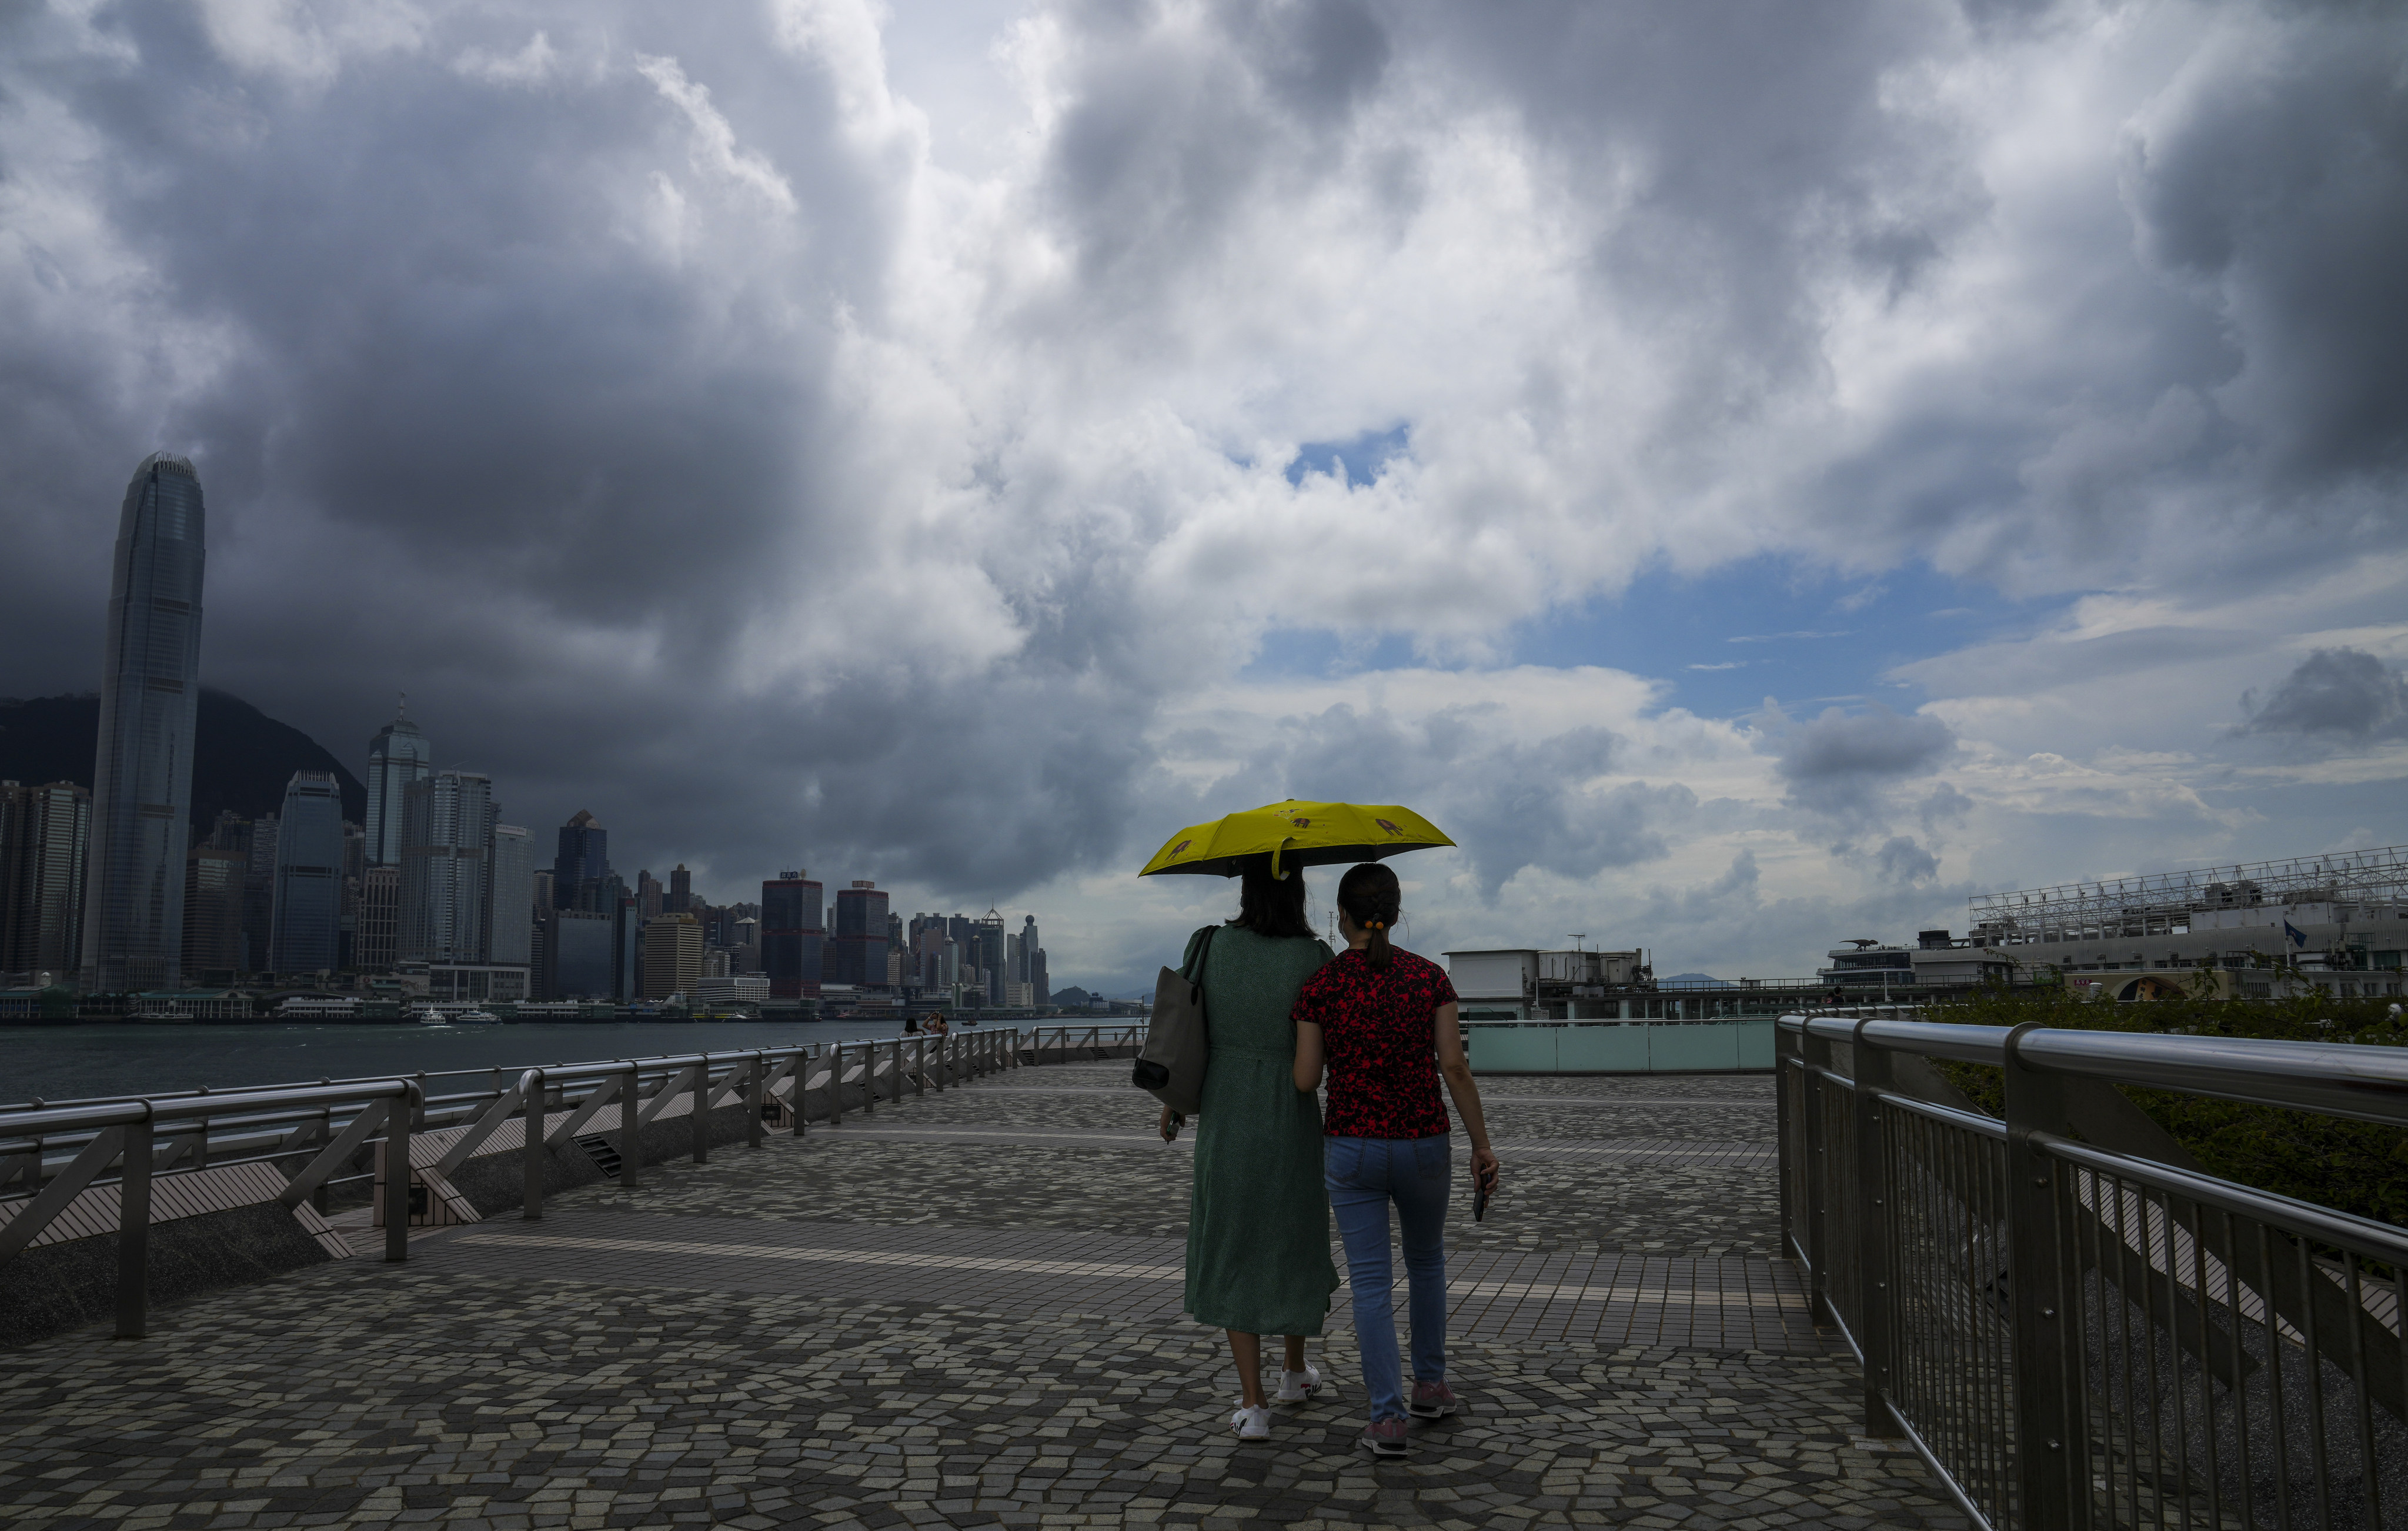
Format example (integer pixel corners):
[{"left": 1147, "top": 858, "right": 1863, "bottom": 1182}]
[
  {"left": 399, "top": 770, "right": 495, "bottom": 962},
  {"left": 82, "top": 452, "right": 206, "bottom": 993},
  {"left": 268, "top": 771, "right": 344, "bottom": 975},
  {"left": 364, "top": 699, "right": 431, "bottom": 866}
]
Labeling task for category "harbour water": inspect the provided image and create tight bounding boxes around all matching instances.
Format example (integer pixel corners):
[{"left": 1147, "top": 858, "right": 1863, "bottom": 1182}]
[{"left": 0, "top": 1015, "right": 946, "bottom": 1105}]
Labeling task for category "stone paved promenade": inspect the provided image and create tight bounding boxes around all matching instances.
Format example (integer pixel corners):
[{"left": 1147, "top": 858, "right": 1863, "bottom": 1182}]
[{"left": 0, "top": 1058, "right": 1967, "bottom": 1529}]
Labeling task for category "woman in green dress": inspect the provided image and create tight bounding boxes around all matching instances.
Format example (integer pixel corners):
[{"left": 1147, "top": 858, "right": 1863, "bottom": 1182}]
[{"left": 1157, "top": 867, "right": 1339, "bottom": 1440}]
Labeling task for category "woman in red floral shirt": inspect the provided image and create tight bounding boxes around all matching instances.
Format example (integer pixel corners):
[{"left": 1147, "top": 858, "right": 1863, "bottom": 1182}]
[{"left": 1291, "top": 861, "right": 1499, "bottom": 1458}]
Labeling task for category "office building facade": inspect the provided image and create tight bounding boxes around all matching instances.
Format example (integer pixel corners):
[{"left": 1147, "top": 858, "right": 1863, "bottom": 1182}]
[
  {"left": 356, "top": 865, "right": 399, "bottom": 970},
  {"left": 181, "top": 845, "right": 245, "bottom": 977},
  {"left": 552, "top": 809, "right": 613, "bottom": 910},
  {"left": 363, "top": 702, "right": 431, "bottom": 866},
  {"left": 827, "top": 882, "right": 889, "bottom": 989},
  {"left": 82, "top": 452, "right": 206, "bottom": 992},
  {"left": 1, "top": 780, "right": 91, "bottom": 979},
  {"left": 640, "top": 912, "right": 703, "bottom": 1000},
  {"left": 268, "top": 771, "right": 345, "bottom": 975},
  {"left": 538, "top": 907, "right": 619, "bottom": 1000},
  {"left": 399, "top": 770, "right": 494, "bottom": 963},
  {"left": 762, "top": 871, "right": 824, "bottom": 999},
  {"left": 488, "top": 823, "right": 534, "bottom": 966}
]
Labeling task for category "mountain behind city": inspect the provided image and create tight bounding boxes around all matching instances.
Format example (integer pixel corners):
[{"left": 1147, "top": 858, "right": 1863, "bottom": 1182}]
[{"left": 0, "top": 690, "right": 366, "bottom": 836}]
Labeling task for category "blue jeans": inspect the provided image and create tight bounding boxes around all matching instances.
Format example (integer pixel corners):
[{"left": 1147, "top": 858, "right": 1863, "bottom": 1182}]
[{"left": 1325, "top": 1135, "right": 1451, "bottom": 1422}]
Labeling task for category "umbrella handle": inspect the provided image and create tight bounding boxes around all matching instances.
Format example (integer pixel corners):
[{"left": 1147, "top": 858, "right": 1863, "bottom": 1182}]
[{"left": 1271, "top": 838, "right": 1293, "bottom": 880}]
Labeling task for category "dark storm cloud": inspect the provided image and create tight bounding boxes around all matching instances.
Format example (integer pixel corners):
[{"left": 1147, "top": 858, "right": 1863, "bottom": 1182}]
[
  {"left": 0, "top": 0, "right": 1155, "bottom": 903},
  {"left": 2123, "top": 11, "right": 2408, "bottom": 485},
  {"left": 2239, "top": 648, "right": 2408, "bottom": 740},
  {"left": 1776, "top": 705, "right": 1955, "bottom": 818}
]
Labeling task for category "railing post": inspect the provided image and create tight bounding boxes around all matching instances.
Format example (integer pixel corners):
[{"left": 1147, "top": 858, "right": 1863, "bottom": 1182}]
[
  {"left": 746, "top": 1052, "right": 764, "bottom": 1149},
  {"left": 913, "top": 1036, "right": 927, "bottom": 1095},
  {"left": 115, "top": 1102, "right": 153, "bottom": 1339},
  {"left": 384, "top": 1086, "right": 415, "bottom": 1263},
  {"left": 831, "top": 1045, "right": 847, "bottom": 1122},
  {"left": 1852, "top": 1020, "right": 1900, "bottom": 1437},
  {"left": 933, "top": 1037, "right": 946, "bottom": 1092},
  {"left": 692, "top": 1053, "right": 711, "bottom": 1163},
  {"left": 619, "top": 1063, "right": 641, "bottom": 1187},
  {"left": 1801, "top": 1023, "right": 1833, "bottom": 1328},
  {"left": 2003, "top": 1022, "right": 2083, "bottom": 1528},
  {"left": 792, "top": 1048, "right": 810, "bottom": 1136},
  {"left": 1775, "top": 1021, "right": 1798, "bottom": 1259},
  {"left": 522, "top": 1068, "right": 546, "bottom": 1219},
  {"left": 891, "top": 1039, "right": 905, "bottom": 1103}
]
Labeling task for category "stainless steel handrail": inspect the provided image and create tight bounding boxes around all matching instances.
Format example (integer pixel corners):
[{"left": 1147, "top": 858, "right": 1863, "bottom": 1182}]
[
  {"left": 1777, "top": 1009, "right": 2408, "bottom": 1529},
  {"left": 1789, "top": 1013, "right": 2408, "bottom": 1126},
  {"left": 0, "top": 1025, "right": 1128, "bottom": 1346}
]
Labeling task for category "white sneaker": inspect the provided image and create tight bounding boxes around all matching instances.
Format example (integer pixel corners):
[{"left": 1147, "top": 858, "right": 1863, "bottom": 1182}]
[
  {"left": 1231, "top": 1403, "right": 1272, "bottom": 1440},
  {"left": 1275, "top": 1363, "right": 1324, "bottom": 1404}
]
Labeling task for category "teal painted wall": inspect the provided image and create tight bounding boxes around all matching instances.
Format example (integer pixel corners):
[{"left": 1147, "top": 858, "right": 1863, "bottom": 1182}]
[{"left": 1463, "top": 1018, "right": 1774, "bottom": 1074}]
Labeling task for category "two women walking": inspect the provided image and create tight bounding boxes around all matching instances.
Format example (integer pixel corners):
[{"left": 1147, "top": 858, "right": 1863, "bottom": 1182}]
[{"left": 1168, "top": 860, "right": 1499, "bottom": 1456}]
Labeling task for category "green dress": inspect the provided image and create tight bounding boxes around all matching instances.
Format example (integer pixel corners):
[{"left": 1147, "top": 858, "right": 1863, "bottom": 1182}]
[{"left": 1180, "top": 924, "right": 1340, "bottom": 1336}]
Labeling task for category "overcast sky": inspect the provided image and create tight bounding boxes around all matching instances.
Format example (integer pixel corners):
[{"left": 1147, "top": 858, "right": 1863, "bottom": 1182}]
[{"left": 4, "top": 0, "right": 2403, "bottom": 992}]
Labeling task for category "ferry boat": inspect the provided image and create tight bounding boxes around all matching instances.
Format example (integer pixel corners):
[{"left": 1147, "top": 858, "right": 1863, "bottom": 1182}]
[{"left": 451, "top": 1009, "right": 501, "bottom": 1025}]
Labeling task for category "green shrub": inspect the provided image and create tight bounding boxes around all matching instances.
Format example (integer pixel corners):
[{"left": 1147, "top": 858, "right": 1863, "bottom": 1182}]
[{"left": 1919, "top": 988, "right": 2408, "bottom": 1229}]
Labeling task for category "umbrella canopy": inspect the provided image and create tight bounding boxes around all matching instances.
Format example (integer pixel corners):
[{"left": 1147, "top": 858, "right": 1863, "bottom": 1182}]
[{"left": 1139, "top": 799, "right": 1456, "bottom": 879}]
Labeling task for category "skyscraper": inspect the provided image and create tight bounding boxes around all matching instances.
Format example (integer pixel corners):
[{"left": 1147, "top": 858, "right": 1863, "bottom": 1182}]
[
  {"left": 828, "top": 882, "right": 890, "bottom": 989},
  {"left": 640, "top": 912, "right": 703, "bottom": 1000},
  {"left": 241, "top": 812, "right": 277, "bottom": 973},
  {"left": 268, "top": 772, "right": 343, "bottom": 975},
  {"left": 363, "top": 700, "right": 430, "bottom": 866},
  {"left": 761, "top": 870, "right": 823, "bottom": 999},
  {"left": 552, "top": 810, "right": 610, "bottom": 910},
  {"left": 181, "top": 844, "right": 243, "bottom": 977},
  {"left": 356, "top": 865, "right": 399, "bottom": 970},
  {"left": 398, "top": 770, "right": 494, "bottom": 962},
  {"left": 974, "top": 908, "right": 1006, "bottom": 1003},
  {"left": 82, "top": 452, "right": 206, "bottom": 992},
  {"left": 1, "top": 780, "right": 91, "bottom": 979},
  {"left": 488, "top": 823, "right": 534, "bottom": 966},
  {"left": 669, "top": 863, "right": 692, "bottom": 913}
]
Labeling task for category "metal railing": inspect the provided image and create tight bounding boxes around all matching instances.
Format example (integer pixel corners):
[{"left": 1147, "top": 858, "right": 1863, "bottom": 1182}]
[
  {"left": 1778, "top": 1010, "right": 2408, "bottom": 1529},
  {"left": 0, "top": 1027, "right": 1038, "bottom": 1340},
  {"left": 1017, "top": 1023, "right": 1144, "bottom": 1063}
]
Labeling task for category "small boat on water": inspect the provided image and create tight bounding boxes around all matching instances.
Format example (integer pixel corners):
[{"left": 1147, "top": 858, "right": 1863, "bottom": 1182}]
[
  {"left": 414, "top": 1010, "right": 449, "bottom": 1027},
  {"left": 451, "top": 1010, "right": 501, "bottom": 1025}
]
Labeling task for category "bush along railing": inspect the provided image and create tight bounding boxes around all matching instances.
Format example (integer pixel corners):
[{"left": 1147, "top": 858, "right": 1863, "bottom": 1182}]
[
  {"left": 0, "top": 1026, "right": 1058, "bottom": 1342},
  {"left": 1778, "top": 1012, "right": 2408, "bottom": 1530}
]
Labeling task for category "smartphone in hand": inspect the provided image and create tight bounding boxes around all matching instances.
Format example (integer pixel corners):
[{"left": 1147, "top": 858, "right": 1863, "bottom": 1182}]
[{"left": 1473, "top": 1163, "right": 1497, "bottom": 1222}]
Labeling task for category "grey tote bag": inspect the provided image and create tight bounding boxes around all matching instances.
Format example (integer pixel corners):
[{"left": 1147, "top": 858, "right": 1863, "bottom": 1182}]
[{"left": 1132, "top": 925, "right": 1215, "bottom": 1115}]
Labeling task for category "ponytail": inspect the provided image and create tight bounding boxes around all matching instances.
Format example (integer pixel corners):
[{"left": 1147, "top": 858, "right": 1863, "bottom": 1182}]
[{"left": 1336, "top": 862, "right": 1401, "bottom": 969}]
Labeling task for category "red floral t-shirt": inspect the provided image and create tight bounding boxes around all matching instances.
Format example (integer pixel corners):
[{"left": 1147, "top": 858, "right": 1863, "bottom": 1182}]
[{"left": 1291, "top": 947, "right": 1458, "bottom": 1139}]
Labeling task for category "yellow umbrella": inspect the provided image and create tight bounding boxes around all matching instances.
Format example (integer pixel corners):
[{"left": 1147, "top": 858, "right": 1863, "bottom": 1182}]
[{"left": 1139, "top": 799, "right": 1456, "bottom": 880}]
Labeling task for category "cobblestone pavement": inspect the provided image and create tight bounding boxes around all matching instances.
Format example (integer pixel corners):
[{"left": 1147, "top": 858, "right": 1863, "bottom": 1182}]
[{"left": 0, "top": 1060, "right": 1965, "bottom": 1529}]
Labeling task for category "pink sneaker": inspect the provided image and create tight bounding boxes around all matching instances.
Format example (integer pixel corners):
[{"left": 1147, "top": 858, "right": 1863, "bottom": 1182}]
[
  {"left": 1361, "top": 1416, "right": 1410, "bottom": 1457},
  {"left": 1409, "top": 1379, "right": 1460, "bottom": 1419}
]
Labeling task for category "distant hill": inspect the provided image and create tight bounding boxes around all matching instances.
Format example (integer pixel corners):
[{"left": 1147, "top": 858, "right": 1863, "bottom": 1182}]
[{"left": 0, "top": 690, "right": 367, "bottom": 834}]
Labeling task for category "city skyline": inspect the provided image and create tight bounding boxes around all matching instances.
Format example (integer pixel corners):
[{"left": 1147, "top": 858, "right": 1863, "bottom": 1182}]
[{"left": 1, "top": 4, "right": 2402, "bottom": 995}]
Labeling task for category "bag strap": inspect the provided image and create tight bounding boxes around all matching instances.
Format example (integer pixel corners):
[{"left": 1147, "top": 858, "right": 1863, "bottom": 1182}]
[{"left": 1181, "top": 923, "right": 1218, "bottom": 983}]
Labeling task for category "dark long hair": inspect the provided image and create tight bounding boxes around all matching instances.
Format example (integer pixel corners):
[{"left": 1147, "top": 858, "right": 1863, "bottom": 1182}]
[
  {"left": 1228, "top": 866, "right": 1314, "bottom": 939},
  {"left": 1337, "top": 862, "right": 1401, "bottom": 968}
]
